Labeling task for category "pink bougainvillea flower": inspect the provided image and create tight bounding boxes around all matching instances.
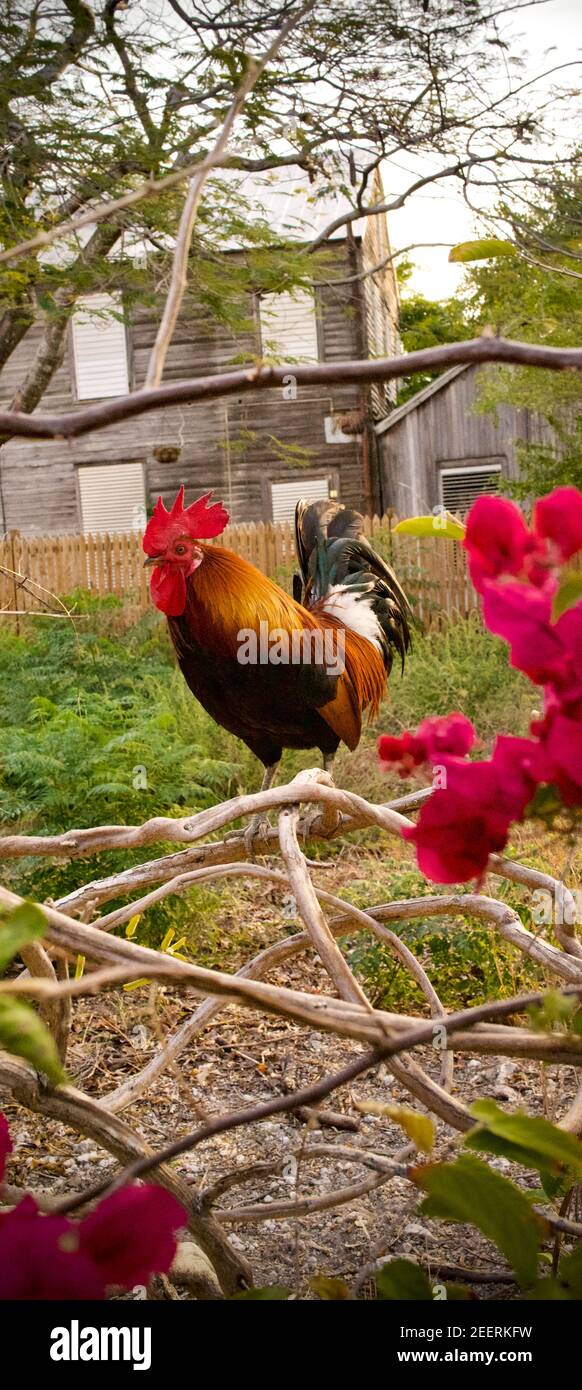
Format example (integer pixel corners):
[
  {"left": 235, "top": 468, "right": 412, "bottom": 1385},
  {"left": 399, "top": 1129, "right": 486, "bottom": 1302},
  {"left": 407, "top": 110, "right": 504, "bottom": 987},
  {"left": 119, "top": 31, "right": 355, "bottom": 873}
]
[
  {"left": 402, "top": 761, "right": 510, "bottom": 883},
  {"left": 402, "top": 737, "right": 538, "bottom": 884},
  {"left": 378, "top": 730, "right": 427, "bottom": 775},
  {"left": 464, "top": 487, "right": 582, "bottom": 593},
  {"left": 378, "top": 713, "right": 475, "bottom": 775},
  {"left": 0, "top": 1196, "right": 103, "bottom": 1301},
  {"left": 416, "top": 712, "right": 476, "bottom": 758},
  {"left": 533, "top": 487, "right": 582, "bottom": 563},
  {"left": 533, "top": 711, "right": 582, "bottom": 807},
  {"left": 552, "top": 602, "right": 582, "bottom": 709},
  {"left": 79, "top": 1186, "right": 186, "bottom": 1288},
  {"left": 482, "top": 581, "right": 571, "bottom": 688},
  {"left": 0, "top": 1113, "right": 12, "bottom": 1184},
  {"left": 490, "top": 734, "right": 543, "bottom": 814},
  {"left": 0, "top": 1114, "right": 187, "bottom": 1301},
  {"left": 463, "top": 495, "right": 543, "bottom": 592},
  {"left": 483, "top": 580, "right": 582, "bottom": 708},
  {"left": 399, "top": 487, "right": 582, "bottom": 886}
]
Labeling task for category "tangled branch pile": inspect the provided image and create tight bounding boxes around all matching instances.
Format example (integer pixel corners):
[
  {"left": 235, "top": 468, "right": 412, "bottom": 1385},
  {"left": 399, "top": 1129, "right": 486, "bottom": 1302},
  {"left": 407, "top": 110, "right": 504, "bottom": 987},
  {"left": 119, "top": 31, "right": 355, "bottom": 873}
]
[{"left": 1, "top": 766, "right": 581, "bottom": 1299}]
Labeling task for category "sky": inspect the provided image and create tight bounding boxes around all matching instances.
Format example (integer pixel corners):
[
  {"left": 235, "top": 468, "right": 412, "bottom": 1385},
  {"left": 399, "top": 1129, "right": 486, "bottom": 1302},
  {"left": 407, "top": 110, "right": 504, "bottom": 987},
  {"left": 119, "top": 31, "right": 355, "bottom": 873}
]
[{"left": 387, "top": 0, "right": 581, "bottom": 300}]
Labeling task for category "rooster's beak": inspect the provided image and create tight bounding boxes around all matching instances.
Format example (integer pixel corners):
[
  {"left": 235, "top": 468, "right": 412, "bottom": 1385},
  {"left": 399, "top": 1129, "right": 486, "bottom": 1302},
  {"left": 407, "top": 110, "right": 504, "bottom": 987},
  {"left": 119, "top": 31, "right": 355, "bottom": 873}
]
[{"left": 143, "top": 555, "right": 161, "bottom": 568}]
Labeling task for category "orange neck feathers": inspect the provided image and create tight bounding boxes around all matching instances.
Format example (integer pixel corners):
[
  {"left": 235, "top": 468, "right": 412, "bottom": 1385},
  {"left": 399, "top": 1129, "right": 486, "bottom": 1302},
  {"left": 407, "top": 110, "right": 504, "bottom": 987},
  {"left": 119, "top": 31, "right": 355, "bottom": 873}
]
[{"left": 183, "top": 544, "right": 317, "bottom": 652}]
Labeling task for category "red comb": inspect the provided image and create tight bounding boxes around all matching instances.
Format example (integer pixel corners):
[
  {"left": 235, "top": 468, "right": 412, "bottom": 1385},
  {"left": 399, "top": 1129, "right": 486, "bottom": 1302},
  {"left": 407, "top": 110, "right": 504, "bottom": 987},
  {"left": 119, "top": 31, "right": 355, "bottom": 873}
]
[{"left": 143, "top": 486, "right": 229, "bottom": 555}]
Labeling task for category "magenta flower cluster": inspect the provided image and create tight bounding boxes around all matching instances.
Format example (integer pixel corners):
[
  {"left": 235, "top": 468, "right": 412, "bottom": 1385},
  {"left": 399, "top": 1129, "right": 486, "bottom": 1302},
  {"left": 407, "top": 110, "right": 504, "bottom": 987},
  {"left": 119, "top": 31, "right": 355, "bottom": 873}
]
[
  {"left": 379, "top": 487, "right": 582, "bottom": 883},
  {"left": 0, "top": 1113, "right": 185, "bottom": 1299}
]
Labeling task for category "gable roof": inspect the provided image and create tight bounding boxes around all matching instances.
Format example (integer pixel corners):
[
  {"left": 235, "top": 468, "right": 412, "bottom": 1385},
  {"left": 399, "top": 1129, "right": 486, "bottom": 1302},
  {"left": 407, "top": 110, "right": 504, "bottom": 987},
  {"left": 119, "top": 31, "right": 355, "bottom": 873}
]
[
  {"left": 374, "top": 363, "right": 472, "bottom": 435},
  {"left": 219, "top": 163, "right": 366, "bottom": 247}
]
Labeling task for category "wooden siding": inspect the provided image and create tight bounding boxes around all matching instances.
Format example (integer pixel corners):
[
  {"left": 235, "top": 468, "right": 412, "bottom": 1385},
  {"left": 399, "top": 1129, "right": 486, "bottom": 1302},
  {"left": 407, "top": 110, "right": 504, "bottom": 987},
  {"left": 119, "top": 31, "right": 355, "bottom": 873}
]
[
  {"left": 377, "top": 364, "right": 556, "bottom": 516},
  {"left": 0, "top": 244, "right": 385, "bottom": 537}
]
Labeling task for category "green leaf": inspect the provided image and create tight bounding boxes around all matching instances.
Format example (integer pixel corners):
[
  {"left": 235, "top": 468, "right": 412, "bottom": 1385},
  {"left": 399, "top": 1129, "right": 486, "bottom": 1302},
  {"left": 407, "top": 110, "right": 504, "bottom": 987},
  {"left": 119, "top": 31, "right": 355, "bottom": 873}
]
[
  {"left": 232, "top": 1285, "right": 290, "bottom": 1300},
  {"left": 376, "top": 1258, "right": 435, "bottom": 1301},
  {"left": 413, "top": 1154, "right": 545, "bottom": 1288},
  {"left": 310, "top": 1275, "right": 352, "bottom": 1300},
  {"left": 0, "top": 902, "right": 46, "bottom": 973},
  {"left": 0, "top": 996, "right": 66, "bottom": 1084},
  {"left": 449, "top": 239, "right": 517, "bottom": 263},
  {"left": 539, "top": 1168, "right": 572, "bottom": 1201},
  {"left": 528, "top": 1249, "right": 582, "bottom": 1301},
  {"left": 552, "top": 572, "right": 582, "bottom": 621},
  {"left": 466, "top": 1100, "right": 582, "bottom": 1181},
  {"left": 392, "top": 514, "right": 466, "bottom": 541},
  {"left": 527, "top": 989, "right": 579, "bottom": 1032},
  {"left": 527, "top": 1276, "right": 573, "bottom": 1300},
  {"left": 555, "top": 1242, "right": 582, "bottom": 1298},
  {"left": 356, "top": 1100, "right": 434, "bottom": 1153}
]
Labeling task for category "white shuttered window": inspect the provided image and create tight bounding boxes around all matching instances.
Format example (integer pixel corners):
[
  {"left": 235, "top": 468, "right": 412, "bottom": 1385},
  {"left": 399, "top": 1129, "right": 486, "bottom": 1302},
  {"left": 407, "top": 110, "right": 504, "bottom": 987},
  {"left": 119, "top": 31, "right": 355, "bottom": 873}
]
[
  {"left": 260, "top": 290, "right": 319, "bottom": 362},
  {"left": 270, "top": 476, "right": 330, "bottom": 523},
  {"left": 72, "top": 294, "right": 129, "bottom": 400},
  {"left": 78, "top": 463, "right": 146, "bottom": 536}
]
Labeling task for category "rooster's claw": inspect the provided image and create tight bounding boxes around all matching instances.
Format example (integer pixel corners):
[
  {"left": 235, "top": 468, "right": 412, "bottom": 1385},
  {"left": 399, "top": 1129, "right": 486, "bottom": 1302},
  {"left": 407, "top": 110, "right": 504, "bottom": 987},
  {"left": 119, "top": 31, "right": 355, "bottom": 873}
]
[{"left": 225, "top": 814, "right": 273, "bottom": 858}]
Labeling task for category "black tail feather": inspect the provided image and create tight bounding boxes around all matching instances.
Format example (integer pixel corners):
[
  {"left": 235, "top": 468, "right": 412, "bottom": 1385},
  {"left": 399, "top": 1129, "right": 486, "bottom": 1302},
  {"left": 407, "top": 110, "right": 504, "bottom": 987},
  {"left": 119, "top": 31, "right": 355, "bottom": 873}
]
[
  {"left": 294, "top": 499, "right": 364, "bottom": 585},
  {"left": 294, "top": 498, "right": 412, "bottom": 673}
]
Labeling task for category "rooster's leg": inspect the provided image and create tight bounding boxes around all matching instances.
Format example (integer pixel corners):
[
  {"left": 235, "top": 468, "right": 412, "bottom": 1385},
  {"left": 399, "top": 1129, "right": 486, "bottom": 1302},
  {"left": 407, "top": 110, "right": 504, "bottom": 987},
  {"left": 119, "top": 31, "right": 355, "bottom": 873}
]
[
  {"left": 298, "top": 752, "right": 338, "bottom": 840},
  {"left": 226, "top": 762, "right": 279, "bottom": 856},
  {"left": 259, "top": 761, "right": 279, "bottom": 795},
  {"left": 244, "top": 762, "right": 279, "bottom": 850}
]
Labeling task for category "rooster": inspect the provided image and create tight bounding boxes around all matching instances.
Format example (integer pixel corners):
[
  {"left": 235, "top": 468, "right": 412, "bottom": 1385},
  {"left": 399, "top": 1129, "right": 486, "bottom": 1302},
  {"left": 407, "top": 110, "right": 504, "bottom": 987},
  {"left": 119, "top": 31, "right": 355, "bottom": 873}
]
[{"left": 143, "top": 487, "right": 411, "bottom": 842}]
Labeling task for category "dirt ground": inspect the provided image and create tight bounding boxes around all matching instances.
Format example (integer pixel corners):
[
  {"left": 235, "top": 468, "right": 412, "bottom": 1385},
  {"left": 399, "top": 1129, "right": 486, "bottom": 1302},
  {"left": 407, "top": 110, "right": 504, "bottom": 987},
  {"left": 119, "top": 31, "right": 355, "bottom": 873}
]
[{"left": 2, "top": 919, "right": 578, "bottom": 1301}]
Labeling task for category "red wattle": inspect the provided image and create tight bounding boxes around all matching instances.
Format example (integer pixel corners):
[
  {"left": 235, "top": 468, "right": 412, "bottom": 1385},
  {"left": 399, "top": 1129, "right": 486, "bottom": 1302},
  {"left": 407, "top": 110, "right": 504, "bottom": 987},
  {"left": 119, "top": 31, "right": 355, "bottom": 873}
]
[{"left": 150, "top": 564, "right": 187, "bottom": 616}]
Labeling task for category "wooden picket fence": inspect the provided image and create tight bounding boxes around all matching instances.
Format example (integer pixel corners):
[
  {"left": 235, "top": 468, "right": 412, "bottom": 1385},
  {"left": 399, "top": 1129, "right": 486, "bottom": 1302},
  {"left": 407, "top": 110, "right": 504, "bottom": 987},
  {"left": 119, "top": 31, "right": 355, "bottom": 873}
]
[{"left": 0, "top": 515, "right": 479, "bottom": 631}]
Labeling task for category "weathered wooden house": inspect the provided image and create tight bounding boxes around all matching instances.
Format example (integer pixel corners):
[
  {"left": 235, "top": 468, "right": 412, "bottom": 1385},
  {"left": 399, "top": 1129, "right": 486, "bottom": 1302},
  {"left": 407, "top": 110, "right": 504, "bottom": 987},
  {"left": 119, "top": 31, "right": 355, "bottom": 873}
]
[
  {"left": 376, "top": 362, "right": 556, "bottom": 516},
  {"left": 0, "top": 169, "right": 400, "bottom": 537}
]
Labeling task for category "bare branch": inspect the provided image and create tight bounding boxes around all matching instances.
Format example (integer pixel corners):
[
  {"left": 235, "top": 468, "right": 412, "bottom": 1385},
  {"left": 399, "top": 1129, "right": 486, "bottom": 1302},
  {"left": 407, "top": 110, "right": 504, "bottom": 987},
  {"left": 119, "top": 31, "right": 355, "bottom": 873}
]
[
  {"left": 0, "top": 776, "right": 410, "bottom": 857},
  {"left": 0, "top": 338, "right": 580, "bottom": 443},
  {"left": 216, "top": 1169, "right": 396, "bottom": 1224},
  {"left": 145, "top": 2, "right": 315, "bottom": 388}
]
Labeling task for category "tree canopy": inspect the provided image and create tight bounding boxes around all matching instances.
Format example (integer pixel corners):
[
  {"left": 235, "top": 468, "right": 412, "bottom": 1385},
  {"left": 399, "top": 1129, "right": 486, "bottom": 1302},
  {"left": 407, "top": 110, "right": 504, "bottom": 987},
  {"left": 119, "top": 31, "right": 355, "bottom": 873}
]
[
  {"left": 397, "top": 152, "right": 582, "bottom": 494},
  {"left": 0, "top": 0, "right": 578, "bottom": 437},
  {"left": 466, "top": 155, "right": 582, "bottom": 496}
]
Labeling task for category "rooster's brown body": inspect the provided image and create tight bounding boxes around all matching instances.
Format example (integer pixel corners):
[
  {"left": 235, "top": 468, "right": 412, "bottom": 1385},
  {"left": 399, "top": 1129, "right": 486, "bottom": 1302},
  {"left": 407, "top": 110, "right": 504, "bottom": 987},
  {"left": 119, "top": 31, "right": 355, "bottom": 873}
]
[{"left": 144, "top": 495, "right": 411, "bottom": 776}]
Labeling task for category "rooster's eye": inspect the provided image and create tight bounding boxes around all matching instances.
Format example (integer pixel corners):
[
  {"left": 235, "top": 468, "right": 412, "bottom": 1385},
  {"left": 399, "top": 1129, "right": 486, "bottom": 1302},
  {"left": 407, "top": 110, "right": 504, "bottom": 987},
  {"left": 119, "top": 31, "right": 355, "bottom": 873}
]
[{"left": 174, "top": 545, "right": 187, "bottom": 556}]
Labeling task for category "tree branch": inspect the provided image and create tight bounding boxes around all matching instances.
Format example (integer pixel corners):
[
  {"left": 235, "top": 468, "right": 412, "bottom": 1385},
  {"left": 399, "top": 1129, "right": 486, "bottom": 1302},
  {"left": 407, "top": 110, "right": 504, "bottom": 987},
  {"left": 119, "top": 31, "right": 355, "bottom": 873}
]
[
  {"left": 145, "top": 2, "right": 314, "bottom": 388},
  {"left": 0, "top": 338, "right": 579, "bottom": 442}
]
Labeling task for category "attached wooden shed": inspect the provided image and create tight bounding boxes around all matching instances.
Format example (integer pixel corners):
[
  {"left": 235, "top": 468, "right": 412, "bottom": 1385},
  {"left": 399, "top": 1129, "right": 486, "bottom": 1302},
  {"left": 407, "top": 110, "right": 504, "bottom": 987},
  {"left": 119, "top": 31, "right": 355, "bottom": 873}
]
[{"left": 376, "top": 363, "right": 555, "bottom": 516}]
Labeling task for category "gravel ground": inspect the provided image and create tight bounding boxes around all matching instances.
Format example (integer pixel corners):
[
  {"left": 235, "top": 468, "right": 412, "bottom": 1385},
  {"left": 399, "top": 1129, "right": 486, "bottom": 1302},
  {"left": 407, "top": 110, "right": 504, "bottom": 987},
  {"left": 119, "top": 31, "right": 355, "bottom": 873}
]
[{"left": 2, "top": 945, "right": 578, "bottom": 1301}]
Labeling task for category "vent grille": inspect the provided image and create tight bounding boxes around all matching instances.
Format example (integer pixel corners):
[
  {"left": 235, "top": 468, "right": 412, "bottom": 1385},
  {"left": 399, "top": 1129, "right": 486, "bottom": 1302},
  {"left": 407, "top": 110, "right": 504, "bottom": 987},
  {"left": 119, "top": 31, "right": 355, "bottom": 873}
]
[
  {"left": 270, "top": 476, "right": 330, "bottom": 523},
  {"left": 440, "top": 463, "right": 502, "bottom": 514},
  {"left": 78, "top": 462, "right": 146, "bottom": 536}
]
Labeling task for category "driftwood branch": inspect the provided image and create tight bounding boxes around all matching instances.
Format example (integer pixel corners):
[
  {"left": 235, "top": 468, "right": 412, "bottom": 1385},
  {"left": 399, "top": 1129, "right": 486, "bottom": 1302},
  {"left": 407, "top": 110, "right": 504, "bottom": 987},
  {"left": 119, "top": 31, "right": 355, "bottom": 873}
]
[
  {"left": 2, "top": 771, "right": 581, "bottom": 1296},
  {"left": 0, "top": 779, "right": 409, "bottom": 857}
]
